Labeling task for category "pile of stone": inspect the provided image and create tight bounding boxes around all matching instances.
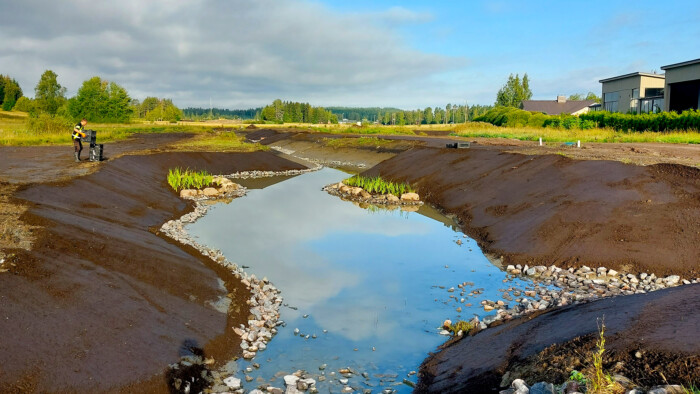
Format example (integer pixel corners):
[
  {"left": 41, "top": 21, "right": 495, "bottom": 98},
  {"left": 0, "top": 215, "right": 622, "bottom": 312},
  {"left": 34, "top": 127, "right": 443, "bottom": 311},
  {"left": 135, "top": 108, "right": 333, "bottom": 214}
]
[
  {"left": 323, "top": 182, "right": 422, "bottom": 206},
  {"left": 179, "top": 176, "right": 245, "bottom": 200},
  {"left": 500, "top": 377, "right": 686, "bottom": 394}
]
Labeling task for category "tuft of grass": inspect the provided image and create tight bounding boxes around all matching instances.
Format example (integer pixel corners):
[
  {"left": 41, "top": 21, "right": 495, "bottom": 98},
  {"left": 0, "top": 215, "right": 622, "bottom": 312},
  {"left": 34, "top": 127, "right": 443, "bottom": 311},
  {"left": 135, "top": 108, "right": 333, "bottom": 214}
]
[
  {"left": 585, "top": 318, "right": 625, "bottom": 394},
  {"left": 167, "top": 168, "right": 216, "bottom": 191},
  {"left": 344, "top": 174, "right": 415, "bottom": 196}
]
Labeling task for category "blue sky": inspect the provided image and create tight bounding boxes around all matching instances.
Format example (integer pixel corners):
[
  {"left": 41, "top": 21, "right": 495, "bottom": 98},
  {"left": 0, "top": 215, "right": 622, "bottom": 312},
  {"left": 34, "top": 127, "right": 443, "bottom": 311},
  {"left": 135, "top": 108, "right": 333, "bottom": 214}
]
[{"left": 0, "top": 0, "right": 698, "bottom": 108}]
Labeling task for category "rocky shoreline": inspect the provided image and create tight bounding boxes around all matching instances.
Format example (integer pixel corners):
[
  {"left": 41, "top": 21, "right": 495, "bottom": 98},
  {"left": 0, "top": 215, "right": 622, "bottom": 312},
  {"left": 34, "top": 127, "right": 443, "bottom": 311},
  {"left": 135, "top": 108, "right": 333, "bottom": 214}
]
[
  {"left": 160, "top": 166, "right": 321, "bottom": 393},
  {"left": 322, "top": 182, "right": 423, "bottom": 206}
]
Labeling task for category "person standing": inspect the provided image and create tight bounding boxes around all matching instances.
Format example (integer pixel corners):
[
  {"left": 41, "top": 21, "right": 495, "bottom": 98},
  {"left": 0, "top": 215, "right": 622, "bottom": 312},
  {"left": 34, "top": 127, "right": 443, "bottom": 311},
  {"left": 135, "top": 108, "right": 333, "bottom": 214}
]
[{"left": 72, "top": 118, "right": 87, "bottom": 162}]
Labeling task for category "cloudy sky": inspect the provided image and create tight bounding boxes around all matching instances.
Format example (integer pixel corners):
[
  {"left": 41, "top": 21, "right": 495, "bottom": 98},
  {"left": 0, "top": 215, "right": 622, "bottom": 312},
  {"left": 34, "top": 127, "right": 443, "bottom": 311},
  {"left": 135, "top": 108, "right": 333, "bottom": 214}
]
[{"left": 1, "top": 0, "right": 698, "bottom": 109}]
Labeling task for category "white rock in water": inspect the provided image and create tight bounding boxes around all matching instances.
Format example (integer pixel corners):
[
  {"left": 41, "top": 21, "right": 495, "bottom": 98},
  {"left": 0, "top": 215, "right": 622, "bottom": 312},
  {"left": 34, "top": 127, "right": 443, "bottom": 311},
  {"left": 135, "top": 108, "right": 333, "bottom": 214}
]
[
  {"left": 223, "top": 376, "right": 241, "bottom": 389},
  {"left": 284, "top": 375, "right": 300, "bottom": 386}
]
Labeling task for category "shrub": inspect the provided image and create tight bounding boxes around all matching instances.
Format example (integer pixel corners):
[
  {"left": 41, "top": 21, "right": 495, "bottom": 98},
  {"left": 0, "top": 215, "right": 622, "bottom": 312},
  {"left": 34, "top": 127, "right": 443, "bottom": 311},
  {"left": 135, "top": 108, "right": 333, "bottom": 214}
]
[
  {"left": 579, "top": 109, "right": 700, "bottom": 132},
  {"left": 26, "top": 114, "right": 73, "bottom": 134}
]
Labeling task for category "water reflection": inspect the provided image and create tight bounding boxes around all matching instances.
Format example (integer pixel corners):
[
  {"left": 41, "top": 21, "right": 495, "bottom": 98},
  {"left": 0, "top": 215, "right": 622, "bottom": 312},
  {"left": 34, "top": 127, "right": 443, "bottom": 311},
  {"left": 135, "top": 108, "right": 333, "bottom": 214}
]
[{"left": 186, "top": 168, "right": 522, "bottom": 392}]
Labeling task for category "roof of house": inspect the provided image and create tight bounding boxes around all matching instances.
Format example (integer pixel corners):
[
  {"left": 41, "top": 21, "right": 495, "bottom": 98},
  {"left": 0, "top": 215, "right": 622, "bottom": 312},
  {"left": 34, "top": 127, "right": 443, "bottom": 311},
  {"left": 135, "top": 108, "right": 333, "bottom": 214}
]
[
  {"left": 522, "top": 100, "right": 597, "bottom": 115},
  {"left": 661, "top": 58, "right": 700, "bottom": 70},
  {"left": 599, "top": 72, "right": 665, "bottom": 83}
]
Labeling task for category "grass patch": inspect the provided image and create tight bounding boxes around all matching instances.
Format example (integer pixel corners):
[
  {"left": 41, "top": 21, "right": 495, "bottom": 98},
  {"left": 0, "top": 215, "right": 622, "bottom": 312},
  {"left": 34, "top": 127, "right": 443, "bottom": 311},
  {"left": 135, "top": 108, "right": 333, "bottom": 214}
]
[
  {"left": 344, "top": 174, "right": 415, "bottom": 195},
  {"left": 451, "top": 122, "right": 700, "bottom": 144},
  {"left": 169, "top": 129, "right": 266, "bottom": 152},
  {"left": 325, "top": 136, "right": 393, "bottom": 149},
  {"left": 167, "top": 168, "right": 218, "bottom": 191}
]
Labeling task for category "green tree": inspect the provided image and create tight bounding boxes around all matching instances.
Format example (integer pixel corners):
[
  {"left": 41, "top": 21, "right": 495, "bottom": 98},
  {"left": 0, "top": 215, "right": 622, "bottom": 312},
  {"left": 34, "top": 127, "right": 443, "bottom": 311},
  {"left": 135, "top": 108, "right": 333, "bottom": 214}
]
[
  {"left": 496, "top": 73, "right": 532, "bottom": 108},
  {"left": 34, "top": 70, "right": 66, "bottom": 115},
  {"left": 67, "top": 76, "right": 132, "bottom": 122},
  {"left": 13, "top": 96, "right": 36, "bottom": 113},
  {"left": 0, "top": 76, "right": 23, "bottom": 111}
]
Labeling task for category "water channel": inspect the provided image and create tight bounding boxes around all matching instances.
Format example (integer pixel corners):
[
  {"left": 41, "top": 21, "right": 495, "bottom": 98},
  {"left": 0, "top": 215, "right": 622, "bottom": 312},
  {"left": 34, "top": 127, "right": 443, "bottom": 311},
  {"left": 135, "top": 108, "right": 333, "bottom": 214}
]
[{"left": 186, "top": 168, "right": 533, "bottom": 393}]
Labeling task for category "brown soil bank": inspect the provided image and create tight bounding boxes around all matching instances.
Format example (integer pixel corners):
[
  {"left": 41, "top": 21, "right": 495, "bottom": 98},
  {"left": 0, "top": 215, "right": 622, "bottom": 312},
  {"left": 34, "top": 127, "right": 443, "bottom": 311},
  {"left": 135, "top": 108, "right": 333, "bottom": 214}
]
[
  {"left": 364, "top": 146, "right": 700, "bottom": 277},
  {"left": 417, "top": 283, "right": 700, "bottom": 393},
  {"left": 0, "top": 151, "right": 306, "bottom": 392}
]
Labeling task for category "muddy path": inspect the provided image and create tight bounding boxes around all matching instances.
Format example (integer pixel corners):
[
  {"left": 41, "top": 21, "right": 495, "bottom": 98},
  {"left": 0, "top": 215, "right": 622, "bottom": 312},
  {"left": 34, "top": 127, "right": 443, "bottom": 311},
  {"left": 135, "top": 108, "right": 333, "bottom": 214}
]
[{"left": 0, "top": 151, "right": 306, "bottom": 392}]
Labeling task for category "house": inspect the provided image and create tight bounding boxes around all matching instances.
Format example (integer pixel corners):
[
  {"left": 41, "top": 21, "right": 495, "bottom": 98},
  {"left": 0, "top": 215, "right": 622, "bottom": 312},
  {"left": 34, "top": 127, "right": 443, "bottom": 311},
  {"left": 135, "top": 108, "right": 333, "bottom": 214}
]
[
  {"left": 599, "top": 72, "right": 665, "bottom": 113},
  {"left": 522, "top": 96, "right": 597, "bottom": 115},
  {"left": 661, "top": 58, "right": 700, "bottom": 112}
]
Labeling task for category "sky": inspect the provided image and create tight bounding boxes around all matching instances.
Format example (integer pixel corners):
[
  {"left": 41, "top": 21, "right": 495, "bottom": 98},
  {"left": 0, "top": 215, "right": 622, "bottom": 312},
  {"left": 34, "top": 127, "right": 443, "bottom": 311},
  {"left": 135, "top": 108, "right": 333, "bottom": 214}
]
[{"left": 0, "top": 0, "right": 698, "bottom": 109}]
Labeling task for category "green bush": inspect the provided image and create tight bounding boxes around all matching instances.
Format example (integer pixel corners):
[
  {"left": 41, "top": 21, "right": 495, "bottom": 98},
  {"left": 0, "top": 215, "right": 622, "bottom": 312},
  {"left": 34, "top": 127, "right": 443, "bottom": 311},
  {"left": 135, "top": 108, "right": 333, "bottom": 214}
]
[
  {"left": 167, "top": 167, "right": 217, "bottom": 191},
  {"left": 27, "top": 114, "right": 73, "bottom": 134},
  {"left": 579, "top": 110, "right": 700, "bottom": 132}
]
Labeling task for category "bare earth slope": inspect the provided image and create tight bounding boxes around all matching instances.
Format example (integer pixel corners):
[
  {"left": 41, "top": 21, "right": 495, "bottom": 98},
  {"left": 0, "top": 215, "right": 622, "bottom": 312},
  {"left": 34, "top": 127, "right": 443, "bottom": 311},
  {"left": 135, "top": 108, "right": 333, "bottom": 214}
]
[
  {"left": 0, "top": 151, "right": 306, "bottom": 392},
  {"left": 365, "top": 146, "right": 700, "bottom": 277},
  {"left": 417, "top": 283, "right": 700, "bottom": 393}
]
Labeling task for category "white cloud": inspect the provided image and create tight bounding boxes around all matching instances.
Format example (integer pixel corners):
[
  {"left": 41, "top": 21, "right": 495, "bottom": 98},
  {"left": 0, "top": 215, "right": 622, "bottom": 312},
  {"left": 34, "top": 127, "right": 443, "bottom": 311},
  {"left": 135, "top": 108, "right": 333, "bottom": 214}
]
[{"left": 0, "top": 0, "right": 460, "bottom": 108}]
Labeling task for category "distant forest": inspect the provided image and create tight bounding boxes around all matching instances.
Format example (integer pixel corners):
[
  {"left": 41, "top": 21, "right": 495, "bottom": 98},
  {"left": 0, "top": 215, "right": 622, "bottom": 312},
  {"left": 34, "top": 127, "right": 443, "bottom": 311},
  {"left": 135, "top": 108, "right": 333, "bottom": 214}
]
[
  {"left": 326, "top": 107, "right": 402, "bottom": 122},
  {"left": 182, "top": 107, "right": 262, "bottom": 120},
  {"left": 181, "top": 102, "right": 494, "bottom": 125}
]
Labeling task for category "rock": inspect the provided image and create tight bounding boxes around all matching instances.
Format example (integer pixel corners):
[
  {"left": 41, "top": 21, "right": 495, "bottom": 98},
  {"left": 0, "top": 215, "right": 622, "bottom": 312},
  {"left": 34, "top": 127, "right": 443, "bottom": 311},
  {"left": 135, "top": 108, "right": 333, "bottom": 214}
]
[
  {"left": 339, "top": 378, "right": 349, "bottom": 384},
  {"left": 350, "top": 187, "right": 363, "bottom": 196},
  {"left": 526, "top": 268, "right": 537, "bottom": 276},
  {"left": 400, "top": 192, "right": 420, "bottom": 202},
  {"left": 443, "top": 319, "right": 452, "bottom": 329},
  {"left": 648, "top": 385, "right": 685, "bottom": 394},
  {"left": 484, "top": 305, "right": 494, "bottom": 311},
  {"left": 386, "top": 194, "right": 400, "bottom": 202},
  {"left": 223, "top": 376, "right": 241, "bottom": 389},
  {"left": 284, "top": 375, "right": 300, "bottom": 386},
  {"left": 664, "top": 275, "right": 680, "bottom": 285},
  {"left": 562, "top": 381, "right": 581, "bottom": 393},
  {"left": 202, "top": 187, "right": 219, "bottom": 197},
  {"left": 180, "top": 189, "right": 197, "bottom": 198},
  {"left": 250, "top": 390, "right": 265, "bottom": 394},
  {"left": 529, "top": 382, "right": 555, "bottom": 394},
  {"left": 607, "top": 269, "right": 618, "bottom": 277},
  {"left": 511, "top": 378, "right": 529, "bottom": 393},
  {"left": 360, "top": 191, "right": 371, "bottom": 199},
  {"left": 339, "top": 185, "right": 350, "bottom": 193}
]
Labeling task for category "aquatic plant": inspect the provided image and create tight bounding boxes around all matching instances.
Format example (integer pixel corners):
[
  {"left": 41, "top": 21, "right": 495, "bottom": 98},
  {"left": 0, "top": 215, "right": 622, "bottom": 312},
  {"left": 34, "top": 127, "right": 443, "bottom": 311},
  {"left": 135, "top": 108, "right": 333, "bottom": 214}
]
[
  {"left": 447, "top": 320, "right": 473, "bottom": 335},
  {"left": 585, "top": 318, "right": 624, "bottom": 394},
  {"left": 167, "top": 167, "right": 216, "bottom": 191},
  {"left": 344, "top": 175, "right": 415, "bottom": 196}
]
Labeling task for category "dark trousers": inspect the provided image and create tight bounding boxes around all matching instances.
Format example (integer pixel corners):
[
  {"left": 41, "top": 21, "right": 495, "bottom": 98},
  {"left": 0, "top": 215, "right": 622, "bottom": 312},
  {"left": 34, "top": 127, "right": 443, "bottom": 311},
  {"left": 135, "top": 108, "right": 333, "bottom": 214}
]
[{"left": 73, "top": 139, "right": 82, "bottom": 153}]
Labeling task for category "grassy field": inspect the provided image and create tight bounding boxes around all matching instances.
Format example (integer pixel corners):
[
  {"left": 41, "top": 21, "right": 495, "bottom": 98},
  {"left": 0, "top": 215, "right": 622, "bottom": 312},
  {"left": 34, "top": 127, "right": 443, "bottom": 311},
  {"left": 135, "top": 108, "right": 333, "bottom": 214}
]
[
  {"left": 324, "top": 136, "right": 394, "bottom": 149},
  {"left": 451, "top": 122, "right": 700, "bottom": 144},
  {"left": 168, "top": 129, "right": 265, "bottom": 152},
  {"left": 3, "top": 109, "right": 700, "bottom": 147}
]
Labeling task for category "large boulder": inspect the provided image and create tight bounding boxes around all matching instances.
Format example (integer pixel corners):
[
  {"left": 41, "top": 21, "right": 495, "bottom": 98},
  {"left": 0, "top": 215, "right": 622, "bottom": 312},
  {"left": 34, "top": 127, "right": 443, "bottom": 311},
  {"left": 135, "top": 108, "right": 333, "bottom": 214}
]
[
  {"left": 401, "top": 192, "right": 420, "bottom": 201},
  {"left": 202, "top": 187, "right": 220, "bottom": 197},
  {"left": 179, "top": 189, "right": 197, "bottom": 198}
]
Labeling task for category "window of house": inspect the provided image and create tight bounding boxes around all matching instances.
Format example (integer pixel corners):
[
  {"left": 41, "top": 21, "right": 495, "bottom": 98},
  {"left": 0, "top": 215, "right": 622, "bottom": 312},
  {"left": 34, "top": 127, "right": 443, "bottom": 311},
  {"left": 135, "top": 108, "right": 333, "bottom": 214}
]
[
  {"left": 604, "top": 92, "right": 619, "bottom": 112},
  {"left": 645, "top": 88, "right": 664, "bottom": 97}
]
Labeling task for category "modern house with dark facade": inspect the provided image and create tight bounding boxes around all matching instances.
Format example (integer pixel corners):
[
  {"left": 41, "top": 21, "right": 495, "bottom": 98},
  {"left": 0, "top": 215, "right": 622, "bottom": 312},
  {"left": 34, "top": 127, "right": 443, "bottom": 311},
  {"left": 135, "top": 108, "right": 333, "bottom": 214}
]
[
  {"left": 599, "top": 72, "right": 665, "bottom": 113},
  {"left": 661, "top": 58, "right": 700, "bottom": 112}
]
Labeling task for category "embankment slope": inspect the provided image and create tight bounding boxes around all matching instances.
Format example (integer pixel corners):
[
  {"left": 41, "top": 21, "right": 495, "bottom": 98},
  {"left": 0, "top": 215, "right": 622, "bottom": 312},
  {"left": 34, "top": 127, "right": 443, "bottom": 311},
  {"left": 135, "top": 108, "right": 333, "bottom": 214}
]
[
  {"left": 0, "top": 152, "right": 306, "bottom": 392},
  {"left": 365, "top": 146, "right": 700, "bottom": 277}
]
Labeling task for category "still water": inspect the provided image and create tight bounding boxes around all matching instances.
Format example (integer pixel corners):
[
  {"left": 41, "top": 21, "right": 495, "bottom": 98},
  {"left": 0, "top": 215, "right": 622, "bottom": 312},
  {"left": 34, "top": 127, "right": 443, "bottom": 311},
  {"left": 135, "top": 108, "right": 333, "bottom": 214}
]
[{"left": 186, "top": 168, "right": 527, "bottom": 393}]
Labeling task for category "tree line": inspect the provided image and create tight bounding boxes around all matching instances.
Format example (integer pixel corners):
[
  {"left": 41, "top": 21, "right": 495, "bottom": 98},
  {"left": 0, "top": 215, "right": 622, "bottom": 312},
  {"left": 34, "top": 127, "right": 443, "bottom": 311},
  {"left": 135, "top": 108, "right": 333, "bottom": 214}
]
[
  {"left": 259, "top": 99, "right": 338, "bottom": 124},
  {"left": 2, "top": 70, "right": 183, "bottom": 123},
  {"left": 183, "top": 107, "right": 262, "bottom": 120},
  {"left": 375, "top": 104, "right": 493, "bottom": 126}
]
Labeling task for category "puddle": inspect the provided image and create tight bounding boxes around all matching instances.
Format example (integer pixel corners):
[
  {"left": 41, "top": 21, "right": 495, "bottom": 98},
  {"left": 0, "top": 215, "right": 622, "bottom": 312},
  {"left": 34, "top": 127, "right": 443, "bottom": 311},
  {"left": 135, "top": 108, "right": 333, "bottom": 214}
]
[{"left": 186, "top": 168, "right": 533, "bottom": 392}]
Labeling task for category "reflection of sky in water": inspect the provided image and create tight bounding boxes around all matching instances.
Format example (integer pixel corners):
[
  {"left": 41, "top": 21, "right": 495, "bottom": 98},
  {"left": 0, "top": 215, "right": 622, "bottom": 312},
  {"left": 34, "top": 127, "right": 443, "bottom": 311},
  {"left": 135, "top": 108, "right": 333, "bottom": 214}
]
[{"left": 186, "top": 168, "right": 523, "bottom": 392}]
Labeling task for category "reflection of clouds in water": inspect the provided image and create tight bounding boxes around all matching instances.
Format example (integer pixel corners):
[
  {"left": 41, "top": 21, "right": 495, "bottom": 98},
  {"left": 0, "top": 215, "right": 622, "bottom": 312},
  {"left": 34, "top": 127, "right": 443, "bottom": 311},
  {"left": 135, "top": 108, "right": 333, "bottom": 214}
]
[
  {"left": 188, "top": 170, "right": 432, "bottom": 312},
  {"left": 187, "top": 169, "right": 463, "bottom": 343}
]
